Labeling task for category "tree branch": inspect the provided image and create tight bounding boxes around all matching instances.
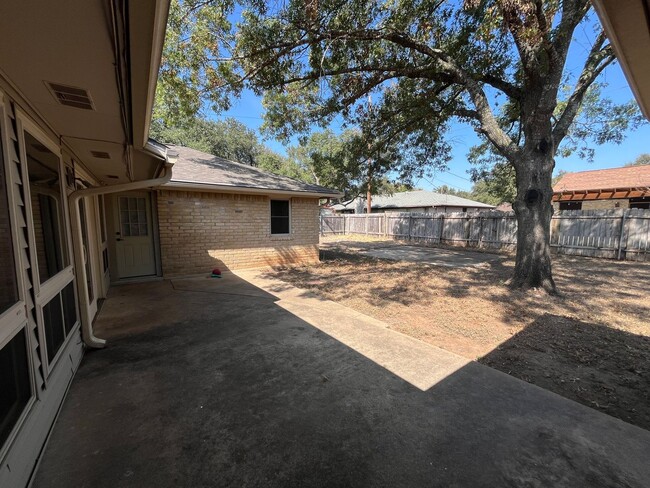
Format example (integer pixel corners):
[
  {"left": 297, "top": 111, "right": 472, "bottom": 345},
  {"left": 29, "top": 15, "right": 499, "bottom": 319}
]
[{"left": 552, "top": 31, "right": 615, "bottom": 145}]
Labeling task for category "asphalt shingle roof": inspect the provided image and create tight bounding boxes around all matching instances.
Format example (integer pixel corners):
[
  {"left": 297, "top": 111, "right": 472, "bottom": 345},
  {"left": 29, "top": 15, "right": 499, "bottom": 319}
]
[
  {"left": 332, "top": 190, "right": 494, "bottom": 210},
  {"left": 553, "top": 165, "right": 650, "bottom": 192},
  {"left": 166, "top": 145, "right": 341, "bottom": 196}
]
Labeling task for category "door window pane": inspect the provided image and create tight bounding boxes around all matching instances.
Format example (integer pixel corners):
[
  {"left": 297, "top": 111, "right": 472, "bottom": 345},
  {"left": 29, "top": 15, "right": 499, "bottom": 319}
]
[
  {"left": 270, "top": 200, "right": 290, "bottom": 235},
  {"left": 25, "top": 132, "right": 68, "bottom": 284},
  {"left": 0, "top": 329, "right": 32, "bottom": 448},
  {"left": 119, "top": 197, "right": 148, "bottom": 237},
  {"left": 43, "top": 294, "right": 64, "bottom": 362},
  {"left": 0, "top": 134, "right": 18, "bottom": 315}
]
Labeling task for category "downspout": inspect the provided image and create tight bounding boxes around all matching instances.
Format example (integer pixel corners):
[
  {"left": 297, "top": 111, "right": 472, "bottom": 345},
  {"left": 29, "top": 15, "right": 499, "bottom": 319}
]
[{"left": 69, "top": 159, "right": 175, "bottom": 348}]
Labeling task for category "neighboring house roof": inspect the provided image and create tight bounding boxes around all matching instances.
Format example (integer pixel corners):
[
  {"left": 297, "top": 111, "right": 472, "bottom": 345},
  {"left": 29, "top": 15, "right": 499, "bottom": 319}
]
[
  {"left": 332, "top": 190, "right": 494, "bottom": 211},
  {"left": 553, "top": 165, "right": 650, "bottom": 192},
  {"left": 495, "top": 202, "right": 513, "bottom": 212},
  {"left": 163, "top": 145, "right": 342, "bottom": 198}
]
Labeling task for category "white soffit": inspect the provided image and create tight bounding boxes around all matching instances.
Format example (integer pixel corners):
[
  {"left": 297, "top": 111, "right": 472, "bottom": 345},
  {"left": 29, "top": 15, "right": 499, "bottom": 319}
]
[{"left": 593, "top": 0, "right": 650, "bottom": 119}]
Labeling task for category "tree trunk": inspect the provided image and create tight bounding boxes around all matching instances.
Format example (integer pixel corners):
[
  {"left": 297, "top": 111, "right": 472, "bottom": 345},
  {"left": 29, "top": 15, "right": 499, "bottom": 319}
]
[
  {"left": 366, "top": 160, "right": 373, "bottom": 214},
  {"left": 510, "top": 152, "right": 558, "bottom": 294}
]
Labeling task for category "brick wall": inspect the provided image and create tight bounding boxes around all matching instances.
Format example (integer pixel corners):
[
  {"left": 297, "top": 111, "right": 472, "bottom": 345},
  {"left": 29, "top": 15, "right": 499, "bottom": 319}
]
[
  {"left": 553, "top": 199, "right": 630, "bottom": 211},
  {"left": 157, "top": 189, "right": 320, "bottom": 276}
]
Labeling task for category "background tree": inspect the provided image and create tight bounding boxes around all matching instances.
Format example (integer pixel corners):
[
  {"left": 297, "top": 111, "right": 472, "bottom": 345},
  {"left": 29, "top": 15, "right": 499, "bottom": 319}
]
[
  {"left": 626, "top": 154, "right": 650, "bottom": 167},
  {"left": 150, "top": 117, "right": 261, "bottom": 165},
  {"left": 156, "top": 0, "right": 646, "bottom": 293}
]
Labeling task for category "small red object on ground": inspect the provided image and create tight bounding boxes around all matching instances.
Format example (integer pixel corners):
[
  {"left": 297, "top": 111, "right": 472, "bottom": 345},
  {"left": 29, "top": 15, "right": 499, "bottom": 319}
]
[{"left": 212, "top": 268, "right": 221, "bottom": 276}]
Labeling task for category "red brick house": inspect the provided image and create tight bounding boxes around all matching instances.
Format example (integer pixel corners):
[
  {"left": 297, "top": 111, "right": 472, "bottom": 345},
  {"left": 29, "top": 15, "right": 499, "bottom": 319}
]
[{"left": 552, "top": 165, "right": 650, "bottom": 210}]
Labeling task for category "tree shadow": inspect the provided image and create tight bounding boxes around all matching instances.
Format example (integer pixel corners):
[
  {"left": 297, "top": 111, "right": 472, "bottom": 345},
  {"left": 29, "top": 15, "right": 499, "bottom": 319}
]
[
  {"left": 481, "top": 314, "right": 650, "bottom": 430},
  {"left": 270, "top": 239, "right": 650, "bottom": 429},
  {"left": 33, "top": 274, "right": 650, "bottom": 488}
]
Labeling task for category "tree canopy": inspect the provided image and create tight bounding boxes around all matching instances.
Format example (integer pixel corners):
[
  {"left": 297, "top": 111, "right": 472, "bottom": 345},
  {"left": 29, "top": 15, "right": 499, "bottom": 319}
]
[
  {"left": 155, "top": 0, "right": 646, "bottom": 293},
  {"left": 626, "top": 154, "right": 650, "bottom": 167}
]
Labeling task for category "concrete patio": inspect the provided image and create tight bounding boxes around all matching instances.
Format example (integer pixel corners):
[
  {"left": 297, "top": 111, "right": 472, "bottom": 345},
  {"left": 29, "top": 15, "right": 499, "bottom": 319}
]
[{"left": 32, "top": 270, "right": 650, "bottom": 487}]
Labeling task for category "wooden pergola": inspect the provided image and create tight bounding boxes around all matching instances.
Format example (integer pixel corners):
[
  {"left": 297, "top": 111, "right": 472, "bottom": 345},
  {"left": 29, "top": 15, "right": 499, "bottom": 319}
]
[{"left": 552, "top": 187, "right": 650, "bottom": 202}]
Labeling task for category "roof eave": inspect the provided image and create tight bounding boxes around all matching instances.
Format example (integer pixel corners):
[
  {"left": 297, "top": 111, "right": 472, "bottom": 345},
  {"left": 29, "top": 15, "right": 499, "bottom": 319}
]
[
  {"left": 163, "top": 180, "right": 343, "bottom": 198},
  {"left": 592, "top": 0, "right": 650, "bottom": 120}
]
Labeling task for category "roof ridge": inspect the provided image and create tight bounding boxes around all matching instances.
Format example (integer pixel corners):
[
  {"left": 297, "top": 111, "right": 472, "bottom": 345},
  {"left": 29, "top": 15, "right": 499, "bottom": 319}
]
[{"left": 559, "top": 164, "right": 650, "bottom": 176}]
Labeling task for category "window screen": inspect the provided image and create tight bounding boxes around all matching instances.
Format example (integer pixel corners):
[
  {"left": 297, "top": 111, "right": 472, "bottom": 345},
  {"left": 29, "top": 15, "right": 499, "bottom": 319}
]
[
  {"left": 25, "top": 131, "right": 68, "bottom": 284},
  {"left": 0, "top": 329, "right": 32, "bottom": 448},
  {"left": 270, "top": 200, "right": 290, "bottom": 234}
]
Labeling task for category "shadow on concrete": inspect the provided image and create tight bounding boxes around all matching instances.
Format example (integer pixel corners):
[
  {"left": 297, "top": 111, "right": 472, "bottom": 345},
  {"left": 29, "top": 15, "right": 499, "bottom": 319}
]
[{"left": 32, "top": 273, "right": 650, "bottom": 488}]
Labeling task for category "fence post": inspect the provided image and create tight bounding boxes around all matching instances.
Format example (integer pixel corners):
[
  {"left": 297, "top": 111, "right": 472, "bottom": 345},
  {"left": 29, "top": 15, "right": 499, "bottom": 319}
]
[
  {"left": 440, "top": 214, "right": 445, "bottom": 244},
  {"left": 384, "top": 213, "right": 388, "bottom": 237},
  {"left": 617, "top": 209, "right": 629, "bottom": 260},
  {"left": 408, "top": 214, "right": 413, "bottom": 240},
  {"left": 343, "top": 214, "right": 347, "bottom": 235},
  {"left": 365, "top": 214, "right": 369, "bottom": 235}
]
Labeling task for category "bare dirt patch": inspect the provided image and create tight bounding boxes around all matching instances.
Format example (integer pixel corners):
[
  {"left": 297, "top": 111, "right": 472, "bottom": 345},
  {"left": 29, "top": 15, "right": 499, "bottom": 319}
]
[{"left": 271, "top": 236, "right": 650, "bottom": 430}]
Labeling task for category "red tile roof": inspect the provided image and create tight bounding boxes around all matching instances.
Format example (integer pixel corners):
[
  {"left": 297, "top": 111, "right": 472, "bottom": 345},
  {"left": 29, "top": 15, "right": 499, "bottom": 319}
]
[{"left": 553, "top": 165, "right": 650, "bottom": 193}]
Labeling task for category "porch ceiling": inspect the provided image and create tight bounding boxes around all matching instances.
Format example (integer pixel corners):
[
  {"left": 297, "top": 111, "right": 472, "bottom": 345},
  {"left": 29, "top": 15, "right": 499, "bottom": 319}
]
[{"left": 0, "top": 0, "right": 169, "bottom": 183}]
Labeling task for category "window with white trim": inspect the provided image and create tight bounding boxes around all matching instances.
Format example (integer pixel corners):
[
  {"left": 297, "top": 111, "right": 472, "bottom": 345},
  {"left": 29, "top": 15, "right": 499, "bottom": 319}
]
[
  {"left": 25, "top": 131, "right": 68, "bottom": 284},
  {"left": 270, "top": 200, "right": 290, "bottom": 235},
  {"left": 0, "top": 101, "right": 33, "bottom": 453}
]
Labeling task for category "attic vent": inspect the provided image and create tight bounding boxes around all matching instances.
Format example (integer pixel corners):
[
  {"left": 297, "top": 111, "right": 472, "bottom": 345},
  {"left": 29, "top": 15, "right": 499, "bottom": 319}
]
[
  {"left": 91, "top": 151, "right": 111, "bottom": 159},
  {"left": 46, "top": 82, "right": 94, "bottom": 110}
]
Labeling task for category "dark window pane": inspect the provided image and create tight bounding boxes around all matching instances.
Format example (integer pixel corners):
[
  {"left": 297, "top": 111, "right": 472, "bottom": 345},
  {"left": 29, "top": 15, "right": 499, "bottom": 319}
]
[
  {"left": 0, "top": 134, "right": 19, "bottom": 315},
  {"left": 43, "top": 295, "right": 64, "bottom": 362},
  {"left": 61, "top": 281, "right": 77, "bottom": 333},
  {"left": 78, "top": 201, "right": 94, "bottom": 302},
  {"left": 270, "top": 200, "right": 289, "bottom": 217},
  {"left": 271, "top": 217, "right": 290, "bottom": 234},
  {"left": 98, "top": 196, "right": 106, "bottom": 242},
  {"left": 25, "top": 132, "right": 67, "bottom": 284},
  {"left": 103, "top": 248, "right": 109, "bottom": 273},
  {"left": 270, "top": 200, "right": 290, "bottom": 234},
  {"left": 0, "top": 329, "right": 32, "bottom": 448},
  {"left": 559, "top": 201, "right": 582, "bottom": 211}
]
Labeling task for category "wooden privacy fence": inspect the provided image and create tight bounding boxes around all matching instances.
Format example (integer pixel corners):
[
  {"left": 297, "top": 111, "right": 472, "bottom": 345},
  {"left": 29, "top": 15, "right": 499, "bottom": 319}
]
[{"left": 320, "top": 209, "right": 650, "bottom": 262}]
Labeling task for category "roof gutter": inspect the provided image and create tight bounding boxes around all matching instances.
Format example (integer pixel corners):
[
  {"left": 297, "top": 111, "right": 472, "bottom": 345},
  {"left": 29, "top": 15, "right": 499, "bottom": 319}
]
[
  {"left": 164, "top": 180, "right": 343, "bottom": 198},
  {"left": 68, "top": 157, "right": 175, "bottom": 349}
]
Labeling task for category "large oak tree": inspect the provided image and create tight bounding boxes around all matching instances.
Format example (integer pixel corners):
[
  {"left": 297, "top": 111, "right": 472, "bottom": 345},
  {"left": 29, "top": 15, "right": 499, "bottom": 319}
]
[{"left": 157, "top": 0, "right": 644, "bottom": 293}]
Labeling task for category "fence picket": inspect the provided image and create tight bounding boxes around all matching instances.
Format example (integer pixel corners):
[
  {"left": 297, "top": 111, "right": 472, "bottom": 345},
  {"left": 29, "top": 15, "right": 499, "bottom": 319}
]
[{"left": 320, "top": 208, "right": 650, "bottom": 261}]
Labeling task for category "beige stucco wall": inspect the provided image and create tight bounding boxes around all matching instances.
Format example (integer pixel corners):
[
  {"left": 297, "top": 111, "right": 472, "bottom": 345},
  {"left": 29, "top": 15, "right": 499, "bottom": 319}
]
[
  {"left": 157, "top": 189, "right": 320, "bottom": 276},
  {"left": 553, "top": 199, "right": 630, "bottom": 211}
]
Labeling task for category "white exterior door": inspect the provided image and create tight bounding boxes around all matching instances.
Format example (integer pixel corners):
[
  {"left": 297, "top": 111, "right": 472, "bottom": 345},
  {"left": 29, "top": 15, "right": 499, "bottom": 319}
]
[{"left": 113, "top": 193, "right": 156, "bottom": 278}]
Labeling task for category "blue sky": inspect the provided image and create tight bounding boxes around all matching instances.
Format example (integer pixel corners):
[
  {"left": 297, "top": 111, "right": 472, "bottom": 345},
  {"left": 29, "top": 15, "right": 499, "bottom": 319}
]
[{"left": 207, "top": 15, "right": 650, "bottom": 193}]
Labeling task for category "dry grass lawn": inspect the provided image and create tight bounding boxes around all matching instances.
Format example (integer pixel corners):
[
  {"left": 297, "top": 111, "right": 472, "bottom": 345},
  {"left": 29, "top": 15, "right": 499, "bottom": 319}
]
[{"left": 271, "top": 236, "right": 650, "bottom": 430}]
